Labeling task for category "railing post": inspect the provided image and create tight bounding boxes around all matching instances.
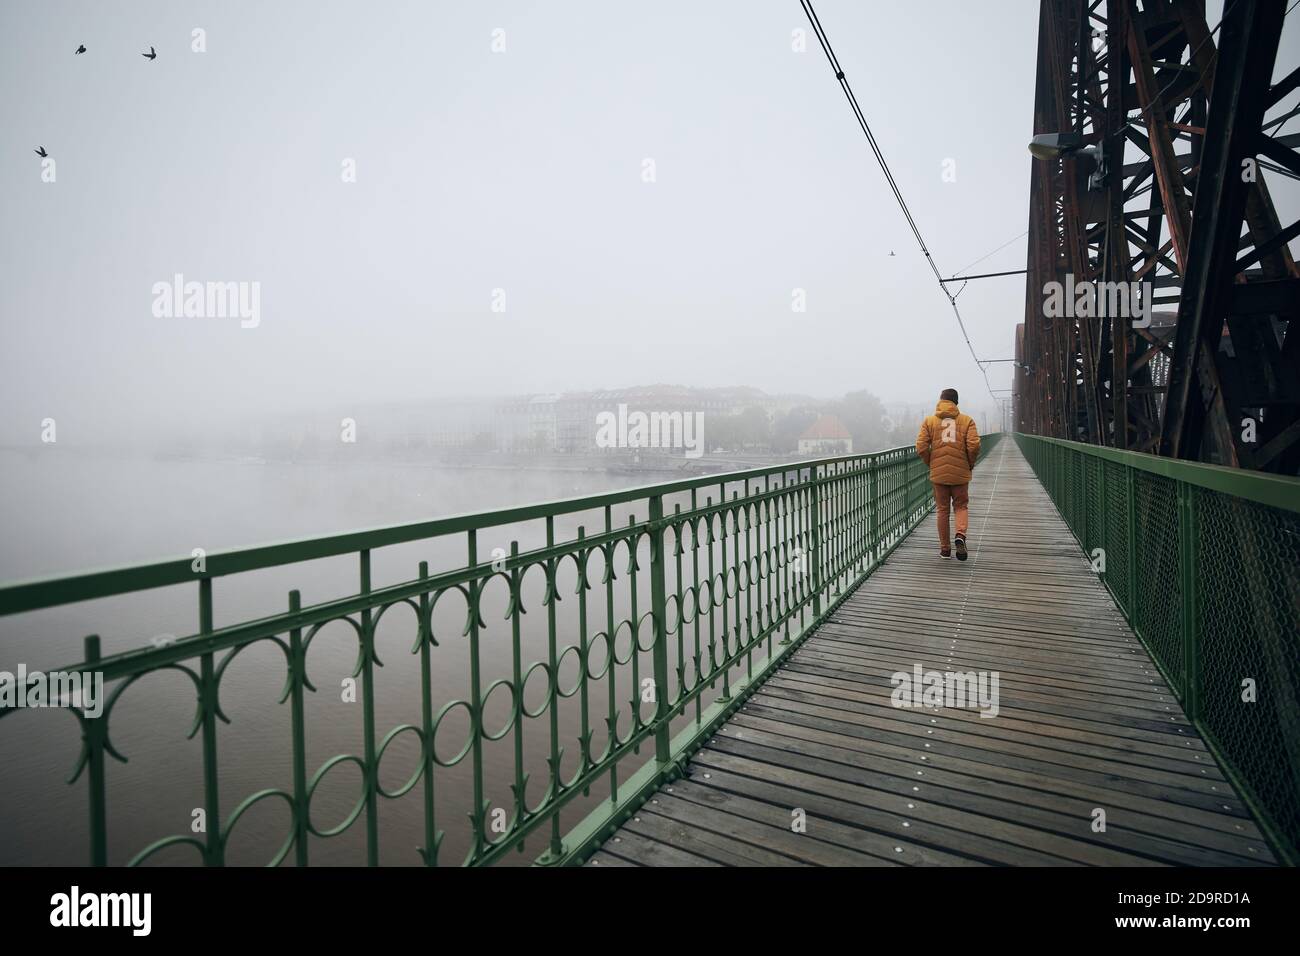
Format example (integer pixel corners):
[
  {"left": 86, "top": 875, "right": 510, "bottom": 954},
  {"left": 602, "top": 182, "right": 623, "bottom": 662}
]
[
  {"left": 287, "top": 591, "right": 309, "bottom": 867},
  {"left": 915, "top": 452, "right": 921, "bottom": 519},
  {"left": 358, "top": 550, "right": 379, "bottom": 866},
  {"left": 83, "top": 635, "right": 107, "bottom": 867},
  {"left": 906, "top": 454, "right": 916, "bottom": 520},
  {"left": 465, "top": 531, "right": 487, "bottom": 860},
  {"left": 1053, "top": 443, "right": 1059, "bottom": 500},
  {"left": 415, "top": 564, "right": 438, "bottom": 866},
  {"left": 1178, "top": 480, "right": 1200, "bottom": 719},
  {"left": 543, "top": 516, "right": 565, "bottom": 862},
  {"left": 1057, "top": 443, "right": 1062, "bottom": 500},
  {"left": 1096, "top": 458, "right": 1107, "bottom": 572},
  {"left": 868, "top": 457, "right": 878, "bottom": 566},
  {"left": 648, "top": 494, "right": 672, "bottom": 767},
  {"left": 809, "top": 467, "right": 823, "bottom": 618},
  {"left": 197, "top": 579, "right": 223, "bottom": 867},
  {"left": 1080, "top": 456, "right": 1089, "bottom": 551},
  {"left": 1125, "top": 464, "right": 1138, "bottom": 624}
]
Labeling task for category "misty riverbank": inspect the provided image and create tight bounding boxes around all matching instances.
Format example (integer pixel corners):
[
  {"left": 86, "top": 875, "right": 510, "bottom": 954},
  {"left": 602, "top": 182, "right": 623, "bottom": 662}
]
[
  {"left": 0, "top": 447, "right": 813, "bottom": 585},
  {"left": 0, "top": 445, "right": 803, "bottom": 479}
]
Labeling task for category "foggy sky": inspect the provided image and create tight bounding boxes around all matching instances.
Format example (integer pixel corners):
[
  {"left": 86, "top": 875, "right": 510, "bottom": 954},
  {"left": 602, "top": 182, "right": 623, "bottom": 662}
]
[{"left": 3, "top": 0, "right": 1290, "bottom": 444}]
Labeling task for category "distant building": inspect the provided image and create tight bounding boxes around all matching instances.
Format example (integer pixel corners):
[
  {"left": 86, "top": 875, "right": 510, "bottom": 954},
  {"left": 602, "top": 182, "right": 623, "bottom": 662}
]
[
  {"left": 470, "top": 384, "right": 821, "bottom": 455},
  {"left": 557, "top": 385, "right": 745, "bottom": 455},
  {"left": 798, "top": 415, "right": 853, "bottom": 455},
  {"left": 494, "top": 393, "right": 559, "bottom": 453}
]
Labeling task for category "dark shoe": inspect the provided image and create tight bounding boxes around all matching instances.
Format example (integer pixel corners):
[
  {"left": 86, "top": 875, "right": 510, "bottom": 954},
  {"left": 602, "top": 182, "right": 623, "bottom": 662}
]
[
  {"left": 940, "top": 548, "right": 952, "bottom": 559},
  {"left": 955, "top": 535, "right": 968, "bottom": 561}
]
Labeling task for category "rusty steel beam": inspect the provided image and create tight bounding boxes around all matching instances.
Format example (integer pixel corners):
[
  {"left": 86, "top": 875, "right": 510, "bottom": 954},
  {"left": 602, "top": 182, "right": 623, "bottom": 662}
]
[{"left": 1160, "top": 0, "right": 1288, "bottom": 465}]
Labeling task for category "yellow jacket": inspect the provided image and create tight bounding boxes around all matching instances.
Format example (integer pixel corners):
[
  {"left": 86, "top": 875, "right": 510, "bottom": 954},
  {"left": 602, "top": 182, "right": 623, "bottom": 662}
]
[{"left": 916, "top": 400, "right": 980, "bottom": 485}]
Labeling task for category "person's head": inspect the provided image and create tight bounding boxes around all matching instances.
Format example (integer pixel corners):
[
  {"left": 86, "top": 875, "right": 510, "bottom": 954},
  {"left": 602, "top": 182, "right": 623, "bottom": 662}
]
[{"left": 940, "top": 388, "right": 959, "bottom": 404}]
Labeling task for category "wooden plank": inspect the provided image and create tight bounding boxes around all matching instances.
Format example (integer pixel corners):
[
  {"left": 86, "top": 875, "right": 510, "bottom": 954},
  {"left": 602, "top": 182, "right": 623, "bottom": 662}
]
[
  {"left": 761, "top": 671, "right": 1223, "bottom": 772},
  {"left": 735, "top": 697, "right": 1238, "bottom": 808},
  {"left": 699, "top": 731, "right": 1268, "bottom": 865},
  {"left": 626, "top": 808, "right": 808, "bottom": 867},
  {"left": 598, "top": 830, "right": 721, "bottom": 867},
  {"left": 755, "top": 678, "right": 1221, "bottom": 779},
  {"left": 691, "top": 762, "right": 1097, "bottom": 865},
  {"left": 720, "top": 712, "right": 1265, "bottom": 845},
  {"left": 751, "top": 679, "right": 1222, "bottom": 779},
  {"left": 646, "top": 790, "right": 894, "bottom": 866},
  {"left": 662, "top": 780, "right": 952, "bottom": 865}
]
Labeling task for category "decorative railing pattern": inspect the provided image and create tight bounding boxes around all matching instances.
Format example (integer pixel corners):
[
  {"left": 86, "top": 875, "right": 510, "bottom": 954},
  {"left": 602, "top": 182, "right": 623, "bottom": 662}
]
[
  {"left": 1015, "top": 433, "right": 1300, "bottom": 866},
  {"left": 1, "top": 435, "right": 1000, "bottom": 866}
]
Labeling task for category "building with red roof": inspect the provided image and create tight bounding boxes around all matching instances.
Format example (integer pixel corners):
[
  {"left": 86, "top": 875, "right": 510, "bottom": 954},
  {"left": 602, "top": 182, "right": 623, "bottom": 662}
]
[{"left": 798, "top": 415, "right": 853, "bottom": 455}]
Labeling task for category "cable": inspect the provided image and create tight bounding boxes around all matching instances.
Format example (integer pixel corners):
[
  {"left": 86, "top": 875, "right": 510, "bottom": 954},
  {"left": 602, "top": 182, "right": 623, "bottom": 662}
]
[
  {"left": 798, "top": 0, "right": 1000, "bottom": 402},
  {"left": 952, "top": 229, "right": 1029, "bottom": 278},
  {"left": 1258, "top": 158, "right": 1300, "bottom": 182},
  {"left": 1268, "top": 99, "right": 1300, "bottom": 135}
]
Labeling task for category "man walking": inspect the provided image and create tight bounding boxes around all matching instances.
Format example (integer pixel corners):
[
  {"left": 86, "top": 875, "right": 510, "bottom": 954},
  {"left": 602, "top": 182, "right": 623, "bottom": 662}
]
[{"left": 915, "top": 388, "right": 981, "bottom": 560}]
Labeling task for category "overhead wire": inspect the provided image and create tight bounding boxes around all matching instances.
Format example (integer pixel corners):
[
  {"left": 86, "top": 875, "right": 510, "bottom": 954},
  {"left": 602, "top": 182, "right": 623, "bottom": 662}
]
[
  {"left": 951, "top": 229, "right": 1029, "bottom": 279},
  {"left": 798, "top": 0, "right": 1002, "bottom": 402}
]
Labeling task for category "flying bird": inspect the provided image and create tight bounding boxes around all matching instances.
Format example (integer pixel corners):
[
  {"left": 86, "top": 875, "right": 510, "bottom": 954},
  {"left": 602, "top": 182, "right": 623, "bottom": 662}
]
[
  {"left": 142, "top": 46, "right": 156, "bottom": 60},
  {"left": 34, "top": 146, "right": 48, "bottom": 157},
  {"left": 75, "top": 45, "right": 86, "bottom": 54},
  {"left": 889, "top": 251, "right": 896, "bottom": 257}
]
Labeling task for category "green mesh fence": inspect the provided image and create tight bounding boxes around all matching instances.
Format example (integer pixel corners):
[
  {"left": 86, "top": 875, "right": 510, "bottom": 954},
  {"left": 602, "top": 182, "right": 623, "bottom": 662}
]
[
  {"left": 1134, "top": 470, "right": 1185, "bottom": 694},
  {"left": 1016, "top": 434, "right": 1300, "bottom": 866},
  {"left": 1102, "top": 459, "right": 1130, "bottom": 612}
]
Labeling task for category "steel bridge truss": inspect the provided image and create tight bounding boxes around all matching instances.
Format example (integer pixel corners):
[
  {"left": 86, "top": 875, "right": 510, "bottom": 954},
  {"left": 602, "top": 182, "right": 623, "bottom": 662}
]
[{"left": 1017, "top": 0, "right": 1300, "bottom": 474}]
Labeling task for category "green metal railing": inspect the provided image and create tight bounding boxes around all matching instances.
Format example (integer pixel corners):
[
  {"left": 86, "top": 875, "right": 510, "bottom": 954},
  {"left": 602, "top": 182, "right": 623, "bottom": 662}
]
[
  {"left": 1, "top": 435, "right": 1000, "bottom": 866},
  {"left": 1015, "top": 433, "right": 1300, "bottom": 866}
]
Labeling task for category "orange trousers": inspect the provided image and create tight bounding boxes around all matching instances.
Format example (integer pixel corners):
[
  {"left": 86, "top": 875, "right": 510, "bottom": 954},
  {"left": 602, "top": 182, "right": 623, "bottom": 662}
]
[{"left": 932, "top": 482, "right": 969, "bottom": 551}]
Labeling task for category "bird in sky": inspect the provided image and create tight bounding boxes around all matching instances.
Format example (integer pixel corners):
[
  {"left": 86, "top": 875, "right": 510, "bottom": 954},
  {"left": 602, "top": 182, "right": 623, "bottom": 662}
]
[
  {"left": 889, "top": 251, "right": 896, "bottom": 257},
  {"left": 142, "top": 46, "right": 156, "bottom": 60},
  {"left": 75, "top": 45, "right": 86, "bottom": 54},
  {"left": 34, "top": 146, "right": 48, "bottom": 157}
]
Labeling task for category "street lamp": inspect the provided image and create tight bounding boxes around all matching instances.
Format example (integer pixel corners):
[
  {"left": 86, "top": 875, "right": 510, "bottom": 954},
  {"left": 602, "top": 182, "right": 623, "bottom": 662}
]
[{"left": 1028, "top": 133, "right": 1106, "bottom": 190}]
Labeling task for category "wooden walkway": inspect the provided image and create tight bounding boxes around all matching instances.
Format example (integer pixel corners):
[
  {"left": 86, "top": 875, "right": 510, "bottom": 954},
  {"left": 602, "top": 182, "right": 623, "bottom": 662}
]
[{"left": 590, "top": 439, "right": 1276, "bottom": 867}]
